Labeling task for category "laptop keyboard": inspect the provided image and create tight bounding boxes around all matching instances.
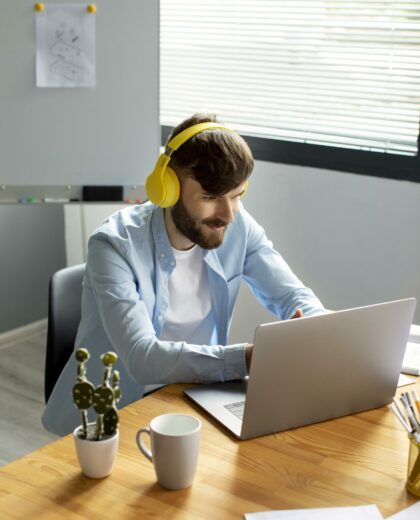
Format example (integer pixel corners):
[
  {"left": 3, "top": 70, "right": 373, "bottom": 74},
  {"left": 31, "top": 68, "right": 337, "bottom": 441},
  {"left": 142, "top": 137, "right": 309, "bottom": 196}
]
[{"left": 224, "top": 400, "right": 245, "bottom": 419}]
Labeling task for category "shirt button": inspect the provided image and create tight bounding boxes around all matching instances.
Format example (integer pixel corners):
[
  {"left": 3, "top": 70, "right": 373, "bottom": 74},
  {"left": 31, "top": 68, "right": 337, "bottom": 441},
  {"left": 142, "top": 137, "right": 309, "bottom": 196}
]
[
  {"left": 158, "top": 315, "right": 163, "bottom": 321},
  {"left": 160, "top": 252, "right": 165, "bottom": 258},
  {"left": 171, "top": 261, "right": 175, "bottom": 266}
]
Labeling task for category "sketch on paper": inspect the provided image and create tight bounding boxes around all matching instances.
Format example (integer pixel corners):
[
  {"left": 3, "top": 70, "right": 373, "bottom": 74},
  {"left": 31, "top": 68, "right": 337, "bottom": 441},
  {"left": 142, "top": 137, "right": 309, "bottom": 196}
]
[{"left": 36, "top": 5, "right": 96, "bottom": 87}]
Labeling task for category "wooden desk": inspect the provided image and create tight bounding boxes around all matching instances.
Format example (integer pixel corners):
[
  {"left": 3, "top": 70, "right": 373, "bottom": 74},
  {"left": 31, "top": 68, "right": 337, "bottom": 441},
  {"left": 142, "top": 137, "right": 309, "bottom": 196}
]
[{"left": 0, "top": 382, "right": 419, "bottom": 519}]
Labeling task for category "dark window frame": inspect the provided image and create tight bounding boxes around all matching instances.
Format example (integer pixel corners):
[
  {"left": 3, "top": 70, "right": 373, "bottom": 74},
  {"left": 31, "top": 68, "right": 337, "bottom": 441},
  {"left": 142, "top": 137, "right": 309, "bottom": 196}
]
[{"left": 162, "top": 126, "right": 420, "bottom": 184}]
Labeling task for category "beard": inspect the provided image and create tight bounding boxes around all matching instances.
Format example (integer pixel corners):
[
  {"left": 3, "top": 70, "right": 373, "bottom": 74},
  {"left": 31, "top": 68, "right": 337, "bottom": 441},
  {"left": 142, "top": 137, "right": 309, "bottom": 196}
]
[{"left": 171, "top": 198, "right": 229, "bottom": 250}]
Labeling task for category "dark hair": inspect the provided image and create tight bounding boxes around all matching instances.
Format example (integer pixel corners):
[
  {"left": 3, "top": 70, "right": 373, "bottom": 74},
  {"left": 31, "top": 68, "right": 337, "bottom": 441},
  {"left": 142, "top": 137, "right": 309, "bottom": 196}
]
[{"left": 167, "top": 113, "right": 254, "bottom": 195}]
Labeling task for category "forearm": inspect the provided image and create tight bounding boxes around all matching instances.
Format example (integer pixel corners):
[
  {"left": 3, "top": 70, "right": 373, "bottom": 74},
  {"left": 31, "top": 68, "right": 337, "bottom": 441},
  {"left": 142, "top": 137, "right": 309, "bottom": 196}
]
[
  {"left": 244, "top": 246, "right": 325, "bottom": 320},
  {"left": 126, "top": 337, "right": 248, "bottom": 385}
]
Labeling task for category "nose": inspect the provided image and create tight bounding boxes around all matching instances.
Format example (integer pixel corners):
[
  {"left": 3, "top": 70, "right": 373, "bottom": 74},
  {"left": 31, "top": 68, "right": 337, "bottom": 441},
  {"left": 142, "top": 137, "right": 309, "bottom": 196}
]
[{"left": 216, "top": 198, "right": 236, "bottom": 224}]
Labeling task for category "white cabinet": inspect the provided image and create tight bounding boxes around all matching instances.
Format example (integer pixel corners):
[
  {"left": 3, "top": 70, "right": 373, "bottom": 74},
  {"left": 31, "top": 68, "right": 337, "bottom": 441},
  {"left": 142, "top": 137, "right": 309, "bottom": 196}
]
[{"left": 64, "top": 204, "right": 127, "bottom": 266}]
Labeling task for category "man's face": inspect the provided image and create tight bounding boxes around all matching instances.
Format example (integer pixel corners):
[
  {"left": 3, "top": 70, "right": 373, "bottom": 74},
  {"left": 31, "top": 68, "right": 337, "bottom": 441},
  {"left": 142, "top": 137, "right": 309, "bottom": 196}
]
[{"left": 171, "top": 177, "right": 247, "bottom": 249}]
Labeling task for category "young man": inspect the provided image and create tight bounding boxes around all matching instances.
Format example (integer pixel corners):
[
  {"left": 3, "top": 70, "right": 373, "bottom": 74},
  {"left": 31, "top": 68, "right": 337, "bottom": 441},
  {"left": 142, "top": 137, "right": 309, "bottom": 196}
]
[{"left": 42, "top": 113, "right": 325, "bottom": 436}]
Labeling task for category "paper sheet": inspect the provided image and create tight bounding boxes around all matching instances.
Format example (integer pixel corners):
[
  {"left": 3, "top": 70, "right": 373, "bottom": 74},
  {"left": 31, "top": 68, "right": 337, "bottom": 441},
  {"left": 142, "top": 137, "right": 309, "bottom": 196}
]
[
  {"left": 387, "top": 501, "right": 420, "bottom": 519},
  {"left": 244, "top": 504, "right": 384, "bottom": 519},
  {"left": 36, "top": 4, "right": 95, "bottom": 87},
  {"left": 244, "top": 502, "right": 420, "bottom": 520}
]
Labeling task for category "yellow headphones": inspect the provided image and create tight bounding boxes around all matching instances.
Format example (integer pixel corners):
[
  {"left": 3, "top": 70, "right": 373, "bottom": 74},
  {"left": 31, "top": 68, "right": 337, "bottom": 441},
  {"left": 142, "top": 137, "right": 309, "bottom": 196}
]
[{"left": 145, "top": 122, "right": 248, "bottom": 208}]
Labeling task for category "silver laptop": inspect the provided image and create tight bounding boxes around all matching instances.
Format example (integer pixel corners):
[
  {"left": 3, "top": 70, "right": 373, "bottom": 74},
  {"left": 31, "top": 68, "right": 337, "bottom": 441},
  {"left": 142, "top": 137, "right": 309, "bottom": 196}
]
[{"left": 184, "top": 298, "right": 417, "bottom": 440}]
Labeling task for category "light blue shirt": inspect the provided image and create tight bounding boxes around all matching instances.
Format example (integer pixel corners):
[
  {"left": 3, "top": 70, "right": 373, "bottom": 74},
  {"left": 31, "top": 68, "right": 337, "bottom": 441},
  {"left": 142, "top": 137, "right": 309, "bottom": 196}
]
[{"left": 42, "top": 202, "right": 325, "bottom": 435}]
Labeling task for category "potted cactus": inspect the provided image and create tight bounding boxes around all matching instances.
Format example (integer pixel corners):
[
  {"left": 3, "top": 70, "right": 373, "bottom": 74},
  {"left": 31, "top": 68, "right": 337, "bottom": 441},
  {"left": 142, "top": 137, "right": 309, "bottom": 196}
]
[{"left": 72, "top": 348, "right": 122, "bottom": 478}]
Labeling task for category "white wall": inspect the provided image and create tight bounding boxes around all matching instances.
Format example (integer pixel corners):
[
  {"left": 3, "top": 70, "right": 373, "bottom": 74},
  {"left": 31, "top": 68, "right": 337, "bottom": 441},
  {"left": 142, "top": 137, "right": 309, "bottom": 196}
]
[
  {"left": 0, "top": 0, "right": 159, "bottom": 188},
  {"left": 64, "top": 161, "right": 420, "bottom": 344},
  {"left": 228, "top": 160, "right": 420, "bottom": 343}
]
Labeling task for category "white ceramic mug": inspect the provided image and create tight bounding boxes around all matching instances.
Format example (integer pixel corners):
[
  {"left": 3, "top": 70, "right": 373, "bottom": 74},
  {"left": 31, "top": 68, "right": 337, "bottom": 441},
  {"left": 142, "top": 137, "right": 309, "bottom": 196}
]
[{"left": 136, "top": 413, "right": 201, "bottom": 490}]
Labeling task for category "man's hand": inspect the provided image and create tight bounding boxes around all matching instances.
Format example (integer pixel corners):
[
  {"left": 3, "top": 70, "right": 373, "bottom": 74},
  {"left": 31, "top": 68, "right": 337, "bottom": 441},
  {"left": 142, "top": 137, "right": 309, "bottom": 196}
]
[
  {"left": 290, "top": 308, "right": 303, "bottom": 319},
  {"left": 245, "top": 343, "right": 253, "bottom": 372},
  {"left": 245, "top": 310, "right": 302, "bottom": 372}
]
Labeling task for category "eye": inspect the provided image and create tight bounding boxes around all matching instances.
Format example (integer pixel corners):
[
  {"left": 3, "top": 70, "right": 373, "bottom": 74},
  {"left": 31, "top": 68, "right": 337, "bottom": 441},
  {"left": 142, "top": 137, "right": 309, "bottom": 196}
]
[
  {"left": 232, "top": 193, "right": 242, "bottom": 200},
  {"left": 202, "top": 194, "right": 216, "bottom": 201}
]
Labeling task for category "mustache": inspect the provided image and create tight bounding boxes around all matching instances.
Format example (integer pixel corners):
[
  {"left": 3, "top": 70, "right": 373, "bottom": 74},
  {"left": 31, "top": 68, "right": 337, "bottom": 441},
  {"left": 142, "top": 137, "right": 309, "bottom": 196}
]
[{"left": 202, "top": 218, "right": 229, "bottom": 228}]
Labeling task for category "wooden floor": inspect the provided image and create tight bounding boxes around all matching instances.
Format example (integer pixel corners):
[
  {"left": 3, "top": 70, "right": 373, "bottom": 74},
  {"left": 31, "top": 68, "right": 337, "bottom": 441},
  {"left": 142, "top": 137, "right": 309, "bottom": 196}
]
[{"left": 0, "top": 325, "right": 57, "bottom": 466}]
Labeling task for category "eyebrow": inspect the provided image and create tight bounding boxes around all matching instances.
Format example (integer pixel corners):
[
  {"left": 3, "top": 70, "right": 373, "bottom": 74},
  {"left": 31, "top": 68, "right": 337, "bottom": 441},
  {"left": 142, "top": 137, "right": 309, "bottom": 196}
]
[{"left": 202, "top": 187, "right": 245, "bottom": 198}]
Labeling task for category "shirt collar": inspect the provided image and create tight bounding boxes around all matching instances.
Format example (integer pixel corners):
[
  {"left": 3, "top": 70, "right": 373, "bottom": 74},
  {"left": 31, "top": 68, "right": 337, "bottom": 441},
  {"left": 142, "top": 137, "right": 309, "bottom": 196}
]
[{"left": 150, "top": 205, "right": 175, "bottom": 269}]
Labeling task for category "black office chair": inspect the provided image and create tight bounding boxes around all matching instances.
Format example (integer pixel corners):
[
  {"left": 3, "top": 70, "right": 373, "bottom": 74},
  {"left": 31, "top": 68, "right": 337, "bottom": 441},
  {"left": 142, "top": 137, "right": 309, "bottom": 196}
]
[{"left": 44, "top": 263, "right": 86, "bottom": 404}]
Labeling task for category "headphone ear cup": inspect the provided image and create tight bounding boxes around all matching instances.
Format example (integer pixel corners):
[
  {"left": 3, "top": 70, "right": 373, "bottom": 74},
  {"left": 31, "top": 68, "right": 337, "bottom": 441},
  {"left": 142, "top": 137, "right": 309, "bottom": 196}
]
[
  {"left": 241, "top": 180, "right": 248, "bottom": 197},
  {"left": 145, "top": 171, "right": 163, "bottom": 206},
  {"left": 160, "top": 166, "right": 180, "bottom": 207},
  {"left": 145, "top": 164, "right": 180, "bottom": 208}
]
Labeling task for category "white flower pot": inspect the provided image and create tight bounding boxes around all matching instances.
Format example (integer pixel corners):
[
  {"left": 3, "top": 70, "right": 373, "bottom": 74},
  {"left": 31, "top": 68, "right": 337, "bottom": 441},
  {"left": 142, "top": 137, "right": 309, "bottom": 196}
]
[{"left": 73, "top": 424, "right": 119, "bottom": 479}]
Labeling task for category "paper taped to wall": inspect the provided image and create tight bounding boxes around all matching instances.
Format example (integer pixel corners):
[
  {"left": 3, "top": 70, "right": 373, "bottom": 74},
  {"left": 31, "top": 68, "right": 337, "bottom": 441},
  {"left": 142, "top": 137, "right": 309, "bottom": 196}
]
[{"left": 36, "top": 4, "right": 95, "bottom": 87}]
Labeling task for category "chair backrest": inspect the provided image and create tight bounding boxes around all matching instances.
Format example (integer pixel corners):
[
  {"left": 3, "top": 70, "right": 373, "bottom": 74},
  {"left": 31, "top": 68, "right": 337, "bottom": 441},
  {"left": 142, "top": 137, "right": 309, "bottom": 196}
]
[{"left": 44, "top": 263, "right": 86, "bottom": 403}]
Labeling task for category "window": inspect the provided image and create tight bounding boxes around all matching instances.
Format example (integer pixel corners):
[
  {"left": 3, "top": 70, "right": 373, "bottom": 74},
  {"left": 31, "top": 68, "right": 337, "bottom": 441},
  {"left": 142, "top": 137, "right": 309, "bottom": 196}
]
[{"left": 160, "top": 1, "right": 420, "bottom": 182}]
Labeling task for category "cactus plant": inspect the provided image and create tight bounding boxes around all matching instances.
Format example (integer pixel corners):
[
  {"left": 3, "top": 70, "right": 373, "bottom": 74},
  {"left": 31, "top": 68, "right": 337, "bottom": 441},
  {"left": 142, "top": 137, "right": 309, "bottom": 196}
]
[{"left": 72, "top": 348, "right": 121, "bottom": 440}]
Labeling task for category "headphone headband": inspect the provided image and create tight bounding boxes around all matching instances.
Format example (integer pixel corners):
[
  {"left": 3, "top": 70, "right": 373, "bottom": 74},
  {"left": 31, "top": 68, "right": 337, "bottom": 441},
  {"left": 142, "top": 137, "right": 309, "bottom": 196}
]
[
  {"left": 145, "top": 121, "right": 244, "bottom": 208},
  {"left": 166, "top": 122, "right": 234, "bottom": 155}
]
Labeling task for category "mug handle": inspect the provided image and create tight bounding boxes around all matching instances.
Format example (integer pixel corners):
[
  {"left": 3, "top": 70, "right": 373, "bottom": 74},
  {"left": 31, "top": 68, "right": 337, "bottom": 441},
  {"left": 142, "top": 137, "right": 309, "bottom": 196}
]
[{"left": 136, "top": 427, "right": 153, "bottom": 462}]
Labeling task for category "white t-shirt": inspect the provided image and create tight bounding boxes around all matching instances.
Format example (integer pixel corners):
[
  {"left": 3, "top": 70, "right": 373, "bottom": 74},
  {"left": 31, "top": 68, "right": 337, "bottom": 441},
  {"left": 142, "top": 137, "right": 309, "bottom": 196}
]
[{"left": 159, "top": 245, "right": 214, "bottom": 344}]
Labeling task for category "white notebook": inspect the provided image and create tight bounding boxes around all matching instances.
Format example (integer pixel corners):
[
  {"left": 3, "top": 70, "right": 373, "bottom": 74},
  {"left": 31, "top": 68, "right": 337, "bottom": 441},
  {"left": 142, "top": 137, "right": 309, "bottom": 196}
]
[
  {"left": 408, "top": 323, "right": 420, "bottom": 342},
  {"left": 401, "top": 342, "right": 420, "bottom": 376}
]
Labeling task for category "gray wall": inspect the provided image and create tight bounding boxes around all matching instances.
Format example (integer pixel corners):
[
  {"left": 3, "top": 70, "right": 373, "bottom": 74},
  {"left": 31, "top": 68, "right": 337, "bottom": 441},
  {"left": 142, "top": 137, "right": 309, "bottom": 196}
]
[
  {"left": 0, "top": 205, "right": 66, "bottom": 333},
  {"left": 2, "top": 162, "right": 419, "bottom": 337},
  {"left": 229, "top": 160, "right": 420, "bottom": 343}
]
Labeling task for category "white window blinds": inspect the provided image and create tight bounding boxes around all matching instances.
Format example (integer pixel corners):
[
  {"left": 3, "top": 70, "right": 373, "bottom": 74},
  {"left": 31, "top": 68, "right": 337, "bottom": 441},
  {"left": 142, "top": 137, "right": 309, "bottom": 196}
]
[{"left": 160, "top": 0, "right": 420, "bottom": 156}]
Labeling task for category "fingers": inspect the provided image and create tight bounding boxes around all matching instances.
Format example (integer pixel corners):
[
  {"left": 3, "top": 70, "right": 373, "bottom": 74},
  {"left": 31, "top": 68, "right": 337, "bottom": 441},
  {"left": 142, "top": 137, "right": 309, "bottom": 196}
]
[
  {"left": 245, "top": 344, "right": 253, "bottom": 372},
  {"left": 291, "top": 308, "right": 304, "bottom": 319}
]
